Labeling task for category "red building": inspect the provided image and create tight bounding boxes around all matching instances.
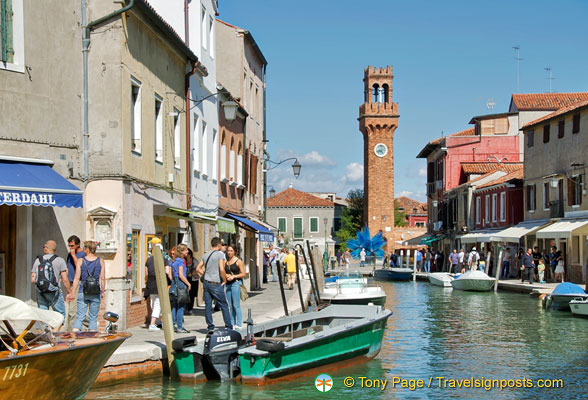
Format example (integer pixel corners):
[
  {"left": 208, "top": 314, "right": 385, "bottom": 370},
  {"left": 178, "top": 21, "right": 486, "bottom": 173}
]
[
  {"left": 473, "top": 168, "right": 524, "bottom": 230},
  {"left": 395, "top": 196, "right": 427, "bottom": 228}
]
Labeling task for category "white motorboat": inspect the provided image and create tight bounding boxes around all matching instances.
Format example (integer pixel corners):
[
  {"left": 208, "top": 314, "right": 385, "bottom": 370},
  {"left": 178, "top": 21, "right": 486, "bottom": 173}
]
[
  {"left": 450, "top": 270, "right": 496, "bottom": 292},
  {"left": 428, "top": 272, "right": 454, "bottom": 287},
  {"left": 570, "top": 298, "right": 588, "bottom": 317},
  {"left": 321, "top": 271, "right": 386, "bottom": 305},
  {"left": 549, "top": 282, "right": 588, "bottom": 310}
]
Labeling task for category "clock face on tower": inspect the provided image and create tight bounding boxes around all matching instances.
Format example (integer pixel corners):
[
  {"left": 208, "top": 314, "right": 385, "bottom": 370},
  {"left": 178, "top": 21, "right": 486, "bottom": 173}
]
[{"left": 374, "top": 143, "right": 388, "bottom": 158}]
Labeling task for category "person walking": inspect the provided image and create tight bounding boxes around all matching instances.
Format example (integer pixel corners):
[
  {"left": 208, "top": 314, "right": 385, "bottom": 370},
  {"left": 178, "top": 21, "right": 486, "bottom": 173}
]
[
  {"left": 501, "top": 247, "right": 512, "bottom": 280},
  {"left": 186, "top": 248, "right": 199, "bottom": 315},
  {"left": 169, "top": 244, "right": 191, "bottom": 333},
  {"left": 284, "top": 249, "right": 297, "bottom": 290},
  {"left": 196, "top": 237, "right": 232, "bottom": 332},
  {"left": 468, "top": 247, "right": 480, "bottom": 271},
  {"left": 458, "top": 248, "right": 465, "bottom": 273},
  {"left": 31, "top": 240, "right": 72, "bottom": 328},
  {"left": 224, "top": 245, "right": 245, "bottom": 329},
  {"left": 64, "top": 236, "right": 84, "bottom": 331},
  {"left": 449, "top": 249, "right": 459, "bottom": 274},
  {"left": 532, "top": 247, "right": 542, "bottom": 283},
  {"left": 144, "top": 239, "right": 162, "bottom": 331},
  {"left": 549, "top": 246, "right": 562, "bottom": 283},
  {"left": 423, "top": 249, "right": 432, "bottom": 273},
  {"left": 268, "top": 244, "right": 279, "bottom": 282},
  {"left": 360, "top": 248, "right": 366, "bottom": 267},
  {"left": 69, "top": 241, "right": 105, "bottom": 331},
  {"left": 521, "top": 248, "right": 535, "bottom": 284}
]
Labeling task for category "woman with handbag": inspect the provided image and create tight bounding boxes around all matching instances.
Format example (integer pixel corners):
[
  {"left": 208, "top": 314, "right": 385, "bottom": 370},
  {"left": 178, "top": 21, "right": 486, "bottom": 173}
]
[
  {"left": 225, "top": 245, "right": 246, "bottom": 329},
  {"left": 170, "top": 244, "right": 191, "bottom": 333},
  {"left": 68, "top": 241, "right": 105, "bottom": 331}
]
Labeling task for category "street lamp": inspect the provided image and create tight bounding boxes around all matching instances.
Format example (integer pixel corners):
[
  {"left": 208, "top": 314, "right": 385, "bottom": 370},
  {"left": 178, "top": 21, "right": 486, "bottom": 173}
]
[
  {"left": 265, "top": 157, "right": 302, "bottom": 179},
  {"left": 268, "top": 186, "right": 276, "bottom": 198}
]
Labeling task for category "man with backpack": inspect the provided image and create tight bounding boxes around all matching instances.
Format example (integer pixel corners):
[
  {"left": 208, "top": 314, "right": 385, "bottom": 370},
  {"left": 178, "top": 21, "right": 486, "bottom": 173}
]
[
  {"left": 468, "top": 247, "right": 480, "bottom": 270},
  {"left": 30, "top": 240, "right": 71, "bottom": 326}
]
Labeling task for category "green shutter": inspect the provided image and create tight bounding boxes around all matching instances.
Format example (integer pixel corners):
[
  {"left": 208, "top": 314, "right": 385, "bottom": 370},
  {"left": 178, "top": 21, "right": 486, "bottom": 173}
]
[
  {"left": 278, "top": 218, "right": 286, "bottom": 233},
  {"left": 293, "top": 218, "right": 302, "bottom": 239},
  {"left": 310, "top": 217, "right": 318, "bottom": 232},
  {"left": 1, "top": 0, "right": 13, "bottom": 63}
]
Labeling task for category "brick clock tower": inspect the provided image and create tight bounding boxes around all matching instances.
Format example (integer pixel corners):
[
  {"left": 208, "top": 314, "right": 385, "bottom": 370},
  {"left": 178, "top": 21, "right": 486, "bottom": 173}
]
[{"left": 358, "top": 66, "right": 399, "bottom": 248}]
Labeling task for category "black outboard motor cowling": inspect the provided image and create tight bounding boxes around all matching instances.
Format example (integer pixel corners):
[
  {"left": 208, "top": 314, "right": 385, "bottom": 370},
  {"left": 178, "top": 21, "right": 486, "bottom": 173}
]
[{"left": 202, "top": 328, "right": 244, "bottom": 380}]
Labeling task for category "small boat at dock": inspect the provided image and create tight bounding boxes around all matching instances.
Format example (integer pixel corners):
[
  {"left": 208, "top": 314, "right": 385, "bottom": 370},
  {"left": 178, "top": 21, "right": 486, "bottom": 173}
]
[
  {"left": 549, "top": 282, "right": 588, "bottom": 310},
  {"left": 0, "top": 295, "right": 130, "bottom": 399},
  {"left": 450, "top": 270, "right": 496, "bottom": 291},
  {"left": 172, "top": 304, "right": 391, "bottom": 382},
  {"left": 373, "top": 267, "right": 413, "bottom": 281},
  {"left": 428, "top": 272, "right": 454, "bottom": 287},
  {"left": 321, "top": 271, "right": 386, "bottom": 305},
  {"left": 569, "top": 298, "right": 588, "bottom": 317}
]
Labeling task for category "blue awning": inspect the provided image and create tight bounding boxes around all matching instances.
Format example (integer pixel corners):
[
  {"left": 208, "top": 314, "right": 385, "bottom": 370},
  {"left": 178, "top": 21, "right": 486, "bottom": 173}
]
[
  {"left": 226, "top": 213, "right": 274, "bottom": 242},
  {"left": 0, "top": 160, "right": 83, "bottom": 208}
]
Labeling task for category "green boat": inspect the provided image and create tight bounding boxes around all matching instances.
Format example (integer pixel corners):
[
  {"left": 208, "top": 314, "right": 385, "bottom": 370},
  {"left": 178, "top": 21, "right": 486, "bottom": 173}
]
[{"left": 172, "top": 304, "right": 391, "bottom": 382}]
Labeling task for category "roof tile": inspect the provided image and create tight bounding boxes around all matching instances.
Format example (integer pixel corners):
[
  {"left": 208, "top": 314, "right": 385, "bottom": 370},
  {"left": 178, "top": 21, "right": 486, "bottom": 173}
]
[
  {"left": 267, "top": 188, "right": 334, "bottom": 207},
  {"left": 522, "top": 99, "right": 588, "bottom": 129},
  {"left": 511, "top": 93, "right": 588, "bottom": 111},
  {"left": 461, "top": 162, "right": 523, "bottom": 175}
]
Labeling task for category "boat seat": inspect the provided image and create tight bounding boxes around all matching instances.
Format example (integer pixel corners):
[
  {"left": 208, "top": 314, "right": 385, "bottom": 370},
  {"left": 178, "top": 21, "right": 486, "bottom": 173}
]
[{"left": 262, "top": 325, "right": 324, "bottom": 342}]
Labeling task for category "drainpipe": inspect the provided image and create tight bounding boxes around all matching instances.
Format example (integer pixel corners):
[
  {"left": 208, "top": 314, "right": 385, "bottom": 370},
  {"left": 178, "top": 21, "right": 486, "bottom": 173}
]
[
  {"left": 186, "top": 62, "right": 197, "bottom": 208},
  {"left": 82, "top": 0, "right": 135, "bottom": 183}
]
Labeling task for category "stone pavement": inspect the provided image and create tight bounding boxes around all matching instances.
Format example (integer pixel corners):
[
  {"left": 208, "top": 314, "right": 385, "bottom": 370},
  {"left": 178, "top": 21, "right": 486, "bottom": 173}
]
[{"left": 105, "top": 277, "right": 312, "bottom": 367}]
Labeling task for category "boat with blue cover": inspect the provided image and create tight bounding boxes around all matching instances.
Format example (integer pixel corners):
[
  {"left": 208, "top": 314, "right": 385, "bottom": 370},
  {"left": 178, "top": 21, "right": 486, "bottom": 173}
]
[{"left": 549, "top": 282, "right": 588, "bottom": 310}]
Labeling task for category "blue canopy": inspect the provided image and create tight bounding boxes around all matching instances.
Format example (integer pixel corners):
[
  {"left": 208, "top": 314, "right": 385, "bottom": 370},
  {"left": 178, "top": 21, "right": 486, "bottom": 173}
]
[
  {"left": 0, "top": 161, "right": 83, "bottom": 208},
  {"left": 226, "top": 213, "right": 274, "bottom": 242},
  {"left": 552, "top": 282, "right": 586, "bottom": 296}
]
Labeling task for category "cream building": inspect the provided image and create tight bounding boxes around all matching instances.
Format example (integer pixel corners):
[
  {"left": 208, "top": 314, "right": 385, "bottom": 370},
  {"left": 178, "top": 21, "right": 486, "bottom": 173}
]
[{"left": 522, "top": 100, "right": 588, "bottom": 284}]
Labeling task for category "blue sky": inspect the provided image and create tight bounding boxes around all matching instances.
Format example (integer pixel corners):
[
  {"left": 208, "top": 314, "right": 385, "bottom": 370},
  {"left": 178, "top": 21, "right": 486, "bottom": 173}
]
[{"left": 218, "top": 0, "right": 588, "bottom": 201}]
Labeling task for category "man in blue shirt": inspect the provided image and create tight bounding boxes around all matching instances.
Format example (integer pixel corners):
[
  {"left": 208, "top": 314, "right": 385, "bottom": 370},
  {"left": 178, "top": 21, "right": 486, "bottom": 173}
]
[{"left": 65, "top": 235, "right": 85, "bottom": 331}]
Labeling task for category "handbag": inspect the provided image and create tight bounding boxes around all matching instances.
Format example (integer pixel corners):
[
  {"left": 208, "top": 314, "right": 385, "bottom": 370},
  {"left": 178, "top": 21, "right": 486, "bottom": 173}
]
[
  {"left": 174, "top": 276, "right": 190, "bottom": 305},
  {"left": 239, "top": 282, "right": 248, "bottom": 302}
]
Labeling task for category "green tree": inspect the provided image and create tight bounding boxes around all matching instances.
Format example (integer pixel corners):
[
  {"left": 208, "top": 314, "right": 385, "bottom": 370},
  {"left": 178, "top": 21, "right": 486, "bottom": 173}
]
[
  {"left": 394, "top": 199, "right": 408, "bottom": 227},
  {"left": 336, "top": 189, "right": 364, "bottom": 251}
]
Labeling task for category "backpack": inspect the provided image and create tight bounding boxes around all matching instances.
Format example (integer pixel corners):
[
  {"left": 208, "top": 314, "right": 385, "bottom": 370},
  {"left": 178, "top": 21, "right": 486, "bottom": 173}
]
[
  {"left": 83, "top": 259, "right": 101, "bottom": 296},
  {"left": 35, "top": 255, "right": 59, "bottom": 293}
]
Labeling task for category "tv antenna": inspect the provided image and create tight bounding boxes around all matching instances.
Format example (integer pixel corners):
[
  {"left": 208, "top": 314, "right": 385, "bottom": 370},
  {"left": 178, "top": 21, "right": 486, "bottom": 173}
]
[
  {"left": 513, "top": 46, "right": 523, "bottom": 92},
  {"left": 545, "top": 67, "right": 554, "bottom": 93},
  {"left": 486, "top": 98, "right": 496, "bottom": 110}
]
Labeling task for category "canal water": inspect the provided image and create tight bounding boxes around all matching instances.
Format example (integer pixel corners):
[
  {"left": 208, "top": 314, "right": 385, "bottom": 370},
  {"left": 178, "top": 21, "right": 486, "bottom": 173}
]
[{"left": 86, "top": 280, "right": 588, "bottom": 399}]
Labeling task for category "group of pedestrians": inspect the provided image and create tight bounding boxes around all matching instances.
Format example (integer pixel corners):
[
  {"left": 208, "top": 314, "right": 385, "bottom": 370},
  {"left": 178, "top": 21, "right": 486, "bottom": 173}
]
[
  {"left": 519, "top": 246, "right": 564, "bottom": 284},
  {"left": 31, "top": 236, "right": 105, "bottom": 332}
]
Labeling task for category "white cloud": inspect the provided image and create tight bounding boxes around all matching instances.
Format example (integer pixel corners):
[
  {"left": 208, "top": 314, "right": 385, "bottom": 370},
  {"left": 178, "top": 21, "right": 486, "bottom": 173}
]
[
  {"left": 299, "top": 151, "right": 337, "bottom": 168},
  {"left": 342, "top": 162, "right": 363, "bottom": 184},
  {"left": 397, "top": 190, "right": 414, "bottom": 198},
  {"left": 418, "top": 167, "right": 427, "bottom": 177}
]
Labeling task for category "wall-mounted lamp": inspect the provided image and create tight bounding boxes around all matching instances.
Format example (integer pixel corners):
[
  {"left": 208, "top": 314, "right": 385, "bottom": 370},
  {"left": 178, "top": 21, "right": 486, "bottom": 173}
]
[{"left": 432, "top": 200, "right": 438, "bottom": 208}]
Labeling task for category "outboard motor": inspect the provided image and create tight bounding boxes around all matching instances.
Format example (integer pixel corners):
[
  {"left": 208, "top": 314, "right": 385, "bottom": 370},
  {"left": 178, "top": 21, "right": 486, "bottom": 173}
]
[{"left": 201, "top": 328, "right": 244, "bottom": 380}]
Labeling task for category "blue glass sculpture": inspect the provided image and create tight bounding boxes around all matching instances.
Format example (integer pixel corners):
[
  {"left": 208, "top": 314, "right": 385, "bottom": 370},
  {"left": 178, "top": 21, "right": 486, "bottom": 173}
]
[{"left": 346, "top": 227, "right": 386, "bottom": 259}]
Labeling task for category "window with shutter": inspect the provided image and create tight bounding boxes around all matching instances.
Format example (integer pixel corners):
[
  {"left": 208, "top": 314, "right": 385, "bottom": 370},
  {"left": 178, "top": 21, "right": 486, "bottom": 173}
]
[
  {"left": 250, "top": 155, "right": 258, "bottom": 195},
  {"left": 558, "top": 120, "right": 565, "bottom": 138},
  {"left": 309, "top": 217, "right": 319, "bottom": 233},
  {"left": 543, "top": 125, "right": 550, "bottom": 143},
  {"left": 572, "top": 114, "right": 580, "bottom": 134},
  {"left": 278, "top": 217, "right": 286, "bottom": 233},
  {"left": 527, "top": 130, "right": 534, "bottom": 148},
  {"left": 244, "top": 149, "right": 249, "bottom": 190},
  {"left": 293, "top": 217, "right": 303, "bottom": 239}
]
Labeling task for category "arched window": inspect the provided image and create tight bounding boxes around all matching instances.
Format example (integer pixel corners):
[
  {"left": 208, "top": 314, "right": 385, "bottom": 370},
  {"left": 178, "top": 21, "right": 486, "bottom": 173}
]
[
  {"left": 372, "top": 84, "right": 380, "bottom": 103},
  {"left": 382, "top": 84, "right": 389, "bottom": 103}
]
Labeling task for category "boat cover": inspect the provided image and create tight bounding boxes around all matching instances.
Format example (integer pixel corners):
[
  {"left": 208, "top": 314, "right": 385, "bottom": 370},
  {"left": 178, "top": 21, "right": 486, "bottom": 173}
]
[
  {"left": 0, "top": 295, "right": 64, "bottom": 328},
  {"left": 551, "top": 282, "right": 587, "bottom": 296},
  {"left": 454, "top": 270, "right": 495, "bottom": 280}
]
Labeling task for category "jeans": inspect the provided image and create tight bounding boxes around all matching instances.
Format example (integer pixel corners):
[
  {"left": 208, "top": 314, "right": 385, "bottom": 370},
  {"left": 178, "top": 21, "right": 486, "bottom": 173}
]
[
  {"left": 526, "top": 267, "right": 535, "bottom": 284},
  {"left": 270, "top": 261, "right": 278, "bottom": 282},
  {"left": 225, "top": 280, "right": 242, "bottom": 327},
  {"left": 37, "top": 289, "right": 66, "bottom": 318},
  {"left": 203, "top": 281, "right": 232, "bottom": 331},
  {"left": 500, "top": 261, "right": 510, "bottom": 279},
  {"left": 73, "top": 292, "right": 101, "bottom": 331},
  {"left": 424, "top": 260, "right": 431, "bottom": 273},
  {"left": 170, "top": 281, "right": 187, "bottom": 330}
]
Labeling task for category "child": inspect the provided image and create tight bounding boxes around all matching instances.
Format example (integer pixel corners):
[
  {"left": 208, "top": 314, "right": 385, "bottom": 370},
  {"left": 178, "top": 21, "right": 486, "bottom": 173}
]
[{"left": 537, "top": 259, "right": 546, "bottom": 284}]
